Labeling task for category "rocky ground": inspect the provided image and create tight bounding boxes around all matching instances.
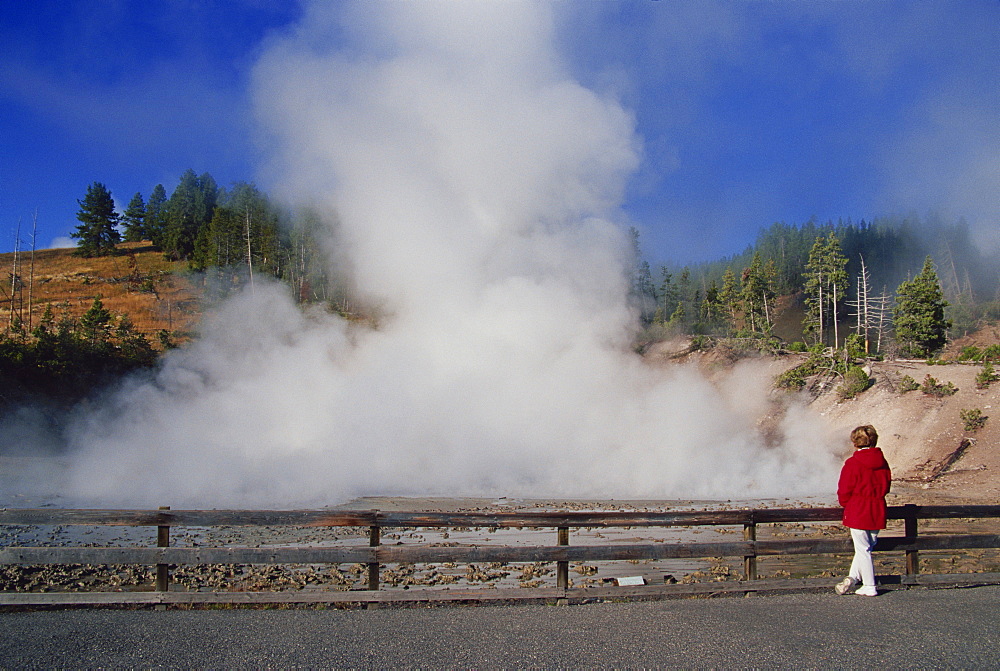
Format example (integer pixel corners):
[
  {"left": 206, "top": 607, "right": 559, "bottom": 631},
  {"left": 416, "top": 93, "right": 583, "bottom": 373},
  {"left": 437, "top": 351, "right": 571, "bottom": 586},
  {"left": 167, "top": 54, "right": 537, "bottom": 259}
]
[{"left": 2, "top": 497, "right": 998, "bottom": 594}]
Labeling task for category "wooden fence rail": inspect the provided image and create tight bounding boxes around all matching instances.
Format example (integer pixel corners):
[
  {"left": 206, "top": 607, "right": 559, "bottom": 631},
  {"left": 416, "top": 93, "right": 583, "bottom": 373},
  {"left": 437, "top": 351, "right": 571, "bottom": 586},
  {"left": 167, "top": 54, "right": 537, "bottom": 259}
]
[{"left": 2, "top": 504, "right": 999, "bottom": 606}]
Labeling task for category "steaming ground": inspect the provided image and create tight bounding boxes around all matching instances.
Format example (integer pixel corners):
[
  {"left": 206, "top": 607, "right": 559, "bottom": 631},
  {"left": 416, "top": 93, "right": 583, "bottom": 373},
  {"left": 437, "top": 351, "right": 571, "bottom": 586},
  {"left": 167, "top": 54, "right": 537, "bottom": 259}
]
[
  {"left": 2, "top": 2, "right": 842, "bottom": 507},
  {"left": 0, "top": 281, "right": 840, "bottom": 508}
]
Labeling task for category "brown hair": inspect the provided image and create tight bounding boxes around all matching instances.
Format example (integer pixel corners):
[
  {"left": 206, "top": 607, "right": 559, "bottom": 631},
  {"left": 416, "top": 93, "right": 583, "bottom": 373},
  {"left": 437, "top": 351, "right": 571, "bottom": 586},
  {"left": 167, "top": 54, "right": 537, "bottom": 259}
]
[{"left": 850, "top": 425, "right": 878, "bottom": 448}]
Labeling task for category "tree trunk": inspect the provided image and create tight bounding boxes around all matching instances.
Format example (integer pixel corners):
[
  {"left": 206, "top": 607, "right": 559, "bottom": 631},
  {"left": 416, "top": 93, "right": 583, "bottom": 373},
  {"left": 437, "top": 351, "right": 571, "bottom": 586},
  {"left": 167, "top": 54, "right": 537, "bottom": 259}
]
[
  {"left": 832, "top": 280, "right": 839, "bottom": 350},
  {"left": 27, "top": 211, "right": 37, "bottom": 331}
]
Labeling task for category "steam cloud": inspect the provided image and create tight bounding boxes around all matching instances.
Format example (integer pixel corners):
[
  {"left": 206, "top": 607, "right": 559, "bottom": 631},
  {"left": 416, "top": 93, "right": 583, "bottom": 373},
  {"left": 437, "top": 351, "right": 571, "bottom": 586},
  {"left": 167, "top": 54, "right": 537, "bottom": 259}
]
[{"left": 24, "top": 2, "right": 840, "bottom": 507}]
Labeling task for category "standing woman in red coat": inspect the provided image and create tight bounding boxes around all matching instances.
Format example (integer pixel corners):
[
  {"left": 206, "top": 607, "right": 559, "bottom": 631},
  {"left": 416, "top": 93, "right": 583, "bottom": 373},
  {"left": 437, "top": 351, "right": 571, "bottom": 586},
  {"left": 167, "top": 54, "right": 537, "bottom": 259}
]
[{"left": 835, "top": 425, "right": 892, "bottom": 596}]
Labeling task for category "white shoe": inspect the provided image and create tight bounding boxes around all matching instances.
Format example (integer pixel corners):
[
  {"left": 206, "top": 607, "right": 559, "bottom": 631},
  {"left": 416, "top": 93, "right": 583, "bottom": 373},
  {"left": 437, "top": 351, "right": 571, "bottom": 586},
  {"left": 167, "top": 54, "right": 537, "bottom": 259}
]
[
  {"left": 854, "top": 585, "right": 878, "bottom": 597},
  {"left": 835, "top": 577, "right": 857, "bottom": 595}
]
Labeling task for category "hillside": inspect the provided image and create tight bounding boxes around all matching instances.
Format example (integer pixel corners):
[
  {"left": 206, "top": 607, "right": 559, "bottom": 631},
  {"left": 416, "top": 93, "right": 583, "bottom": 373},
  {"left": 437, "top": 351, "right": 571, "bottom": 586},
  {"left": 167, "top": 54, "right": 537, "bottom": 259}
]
[
  {"left": 1, "top": 242, "right": 201, "bottom": 343},
  {"left": 647, "top": 338, "right": 1000, "bottom": 504}
]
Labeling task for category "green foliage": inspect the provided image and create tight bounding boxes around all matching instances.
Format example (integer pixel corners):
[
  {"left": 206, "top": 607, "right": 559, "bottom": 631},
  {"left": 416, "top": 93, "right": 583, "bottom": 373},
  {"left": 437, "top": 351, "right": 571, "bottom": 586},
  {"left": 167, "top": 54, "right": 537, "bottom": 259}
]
[
  {"left": 898, "top": 375, "right": 920, "bottom": 392},
  {"left": 960, "top": 408, "right": 987, "bottom": 432},
  {"left": 920, "top": 374, "right": 958, "bottom": 397},
  {"left": 162, "top": 169, "right": 218, "bottom": 261},
  {"left": 1, "top": 301, "right": 158, "bottom": 408},
  {"left": 718, "top": 268, "right": 739, "bottom": 334},
  {"left": 837, "top": 365, "right": 871, "bottom": 400},
  {"left": 121, "top": 192, "right": 147, "bottom": 242},
  {"left": 145, "top": 184, "right": 169, "bottom": 248},
  {"left": 976, "top": 361, "right": 999, "bottom": 390},
  {"left": 787, "top": 341, "right": 807, "bottom": 353},
  {"left": 958, "top": 346, "right": 983, "bottom": 362},
  {"left": 776, "top": 346, "right": 872, "bottom": 398},
  {"left": 844, "top": 333, "right": 866, "bottom": 360},
  {"left": 668, "top": 300, "right": 686, "bottom": 326},
  {"left": 628, "top": 228, "right": 657, "bottom": 324},
  {"left": 679, "top": 213, "right": 999, "bottom": 348},
  {"left": 984, "top": 344, "right": 1000, "bottom": 362},
  {"left": 776, "top": 352, "right": 831, "bottom": 390},
  {"left": 894, "top": 257, "right": 951, "bottom": 358},
  {"left": 741, "top": 253, "right": 777, "bottom": 335},
  {"left": 689, "top": 335, "right": 710, "bottom": 351},
  {"left": 191, "top": 181, "right": 282, "bottom": 276},
  {"left": 72, "top": 182, "right": 121, "bottom": 257},
  {"left": 802, "top": 231, "right": 848, "bottom": 347},
  {"left": 157, "top": 329, "right": 177, "bottom": 350},
  {"left": 79, "top": 296, "right": 113, "bottom": 347},
  {"left": 72, "top": 169, "right": 347, "bottom": 312}
]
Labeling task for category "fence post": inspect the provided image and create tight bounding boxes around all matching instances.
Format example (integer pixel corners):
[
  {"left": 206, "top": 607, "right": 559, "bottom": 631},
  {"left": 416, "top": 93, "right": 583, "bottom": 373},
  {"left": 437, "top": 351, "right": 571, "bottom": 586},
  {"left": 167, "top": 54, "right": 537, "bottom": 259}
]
[
  {"left": 556, "top": 526, "right": 569, "bottom": 589},
  {"left": 904, "top": 504, "right": 919, "bottom": 576},
  {"left": 743, "top": 514, "right": 757, "bottom": 581},
  {"left": 368, "top": 514, "right": 380, "bottom": 591},
  {"left": 155, "top": 506, "right": 170, "bottom": 592}
]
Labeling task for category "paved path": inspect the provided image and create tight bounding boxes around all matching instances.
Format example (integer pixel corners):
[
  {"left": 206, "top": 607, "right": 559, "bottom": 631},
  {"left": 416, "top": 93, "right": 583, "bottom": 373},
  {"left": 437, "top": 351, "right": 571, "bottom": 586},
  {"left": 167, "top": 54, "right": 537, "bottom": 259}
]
[{"left": 2, "top": 586, "right": 999, "bottom": 668}]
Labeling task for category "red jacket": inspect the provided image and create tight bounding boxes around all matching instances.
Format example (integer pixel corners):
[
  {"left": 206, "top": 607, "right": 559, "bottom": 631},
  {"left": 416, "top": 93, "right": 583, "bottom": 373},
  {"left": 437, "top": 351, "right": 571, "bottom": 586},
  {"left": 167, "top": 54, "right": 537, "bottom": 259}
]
[{"left": 838, "top": 447, "right": 892, "bottom": 530}]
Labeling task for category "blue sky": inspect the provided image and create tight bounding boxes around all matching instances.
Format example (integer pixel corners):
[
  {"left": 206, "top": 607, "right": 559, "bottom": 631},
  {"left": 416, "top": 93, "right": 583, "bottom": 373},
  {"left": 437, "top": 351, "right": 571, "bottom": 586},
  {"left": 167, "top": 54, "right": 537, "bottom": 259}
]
[{"left": 2, "top": 0, "right": 999, "bottom": 265}]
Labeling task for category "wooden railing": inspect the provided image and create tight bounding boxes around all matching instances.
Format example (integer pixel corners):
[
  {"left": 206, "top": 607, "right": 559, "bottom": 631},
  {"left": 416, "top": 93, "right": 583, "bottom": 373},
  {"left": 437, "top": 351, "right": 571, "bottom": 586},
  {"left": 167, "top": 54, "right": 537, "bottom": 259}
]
[{"left": 1, "top": 504, "right": 999, "bottom": 606}]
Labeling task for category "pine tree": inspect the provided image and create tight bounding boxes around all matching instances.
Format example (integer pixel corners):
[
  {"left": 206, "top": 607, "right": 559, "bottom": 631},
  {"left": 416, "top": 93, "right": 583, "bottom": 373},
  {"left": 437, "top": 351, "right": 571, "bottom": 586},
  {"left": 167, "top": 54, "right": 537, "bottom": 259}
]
[
  {"left": 894, "top": 256, "right": 951, "bottom": 358},
  {"left": 121, "top": 192, "right": 147, "bottom": 242},
  {"left": 740, "top": 252, "right": 774, "bottom": 334},
  {"left": 286, "top": 207, "right": 335, "bottom": 305},
  {"left": 114, "top": 315, "right": 156, "bottom": 367},
  {"left": 71, "top": 182, "right": 121, "bottom": 257},
  {"left": 192, "top": 182, "right": 282, "bottom": 278},
  {"left": 145, "top": 184, "right": 168, "bottom": 249},
  {"left": 668, "top": 300, "right": 686, "bottom": 326},
  {"left": 163, "top": 169, "right": 218, "bottom": 261},
  {"left": 718, "top": 268, "right": 740, "bottom": 333},
  {"left": 699, "top": 280, "right": 721, "bottom": 332},
  {"left": 657, "top": 266, "right": 677, "bottom": 325},
  {"left": 78, "top": 296, "right": 113, "bottom": 348},
  {"left": 802, "top": 232, "right": 848, "bottom": 347},
  {"left": 627, "top": 228, "right": 656, "bottom": 322}
]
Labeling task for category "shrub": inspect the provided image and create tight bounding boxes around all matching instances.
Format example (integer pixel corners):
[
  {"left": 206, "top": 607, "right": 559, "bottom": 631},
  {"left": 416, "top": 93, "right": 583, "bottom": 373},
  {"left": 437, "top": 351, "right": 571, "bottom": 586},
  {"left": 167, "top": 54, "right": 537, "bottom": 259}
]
[
  {"left": 898, "top": 375, "right": 920, "bottom": 393},
  {"left": 921, "top": 374, "right": 958, "bottom": 397},
  {"left": 983, "top": 344, "right": 1000, "bottom": 362},
  {"left": 776, "top": 353, "right": 829, "bottom": 390},
  {"left": 976, "top": 361, "right": 999, "bottom": 390},
  {"left": 787, "top": 341, "right": 807, "bottom": 353},
  {"left": 689, "top": 335, "right": 710, "bottom": 352},
  {"left": 960, "top": 408, "right": 987, "bottom": 432},
  {"left": 958, "top": 346, "right": 983, "bottom": 362},
  {"left": 838, "top": 365, "right": 871, "bottom": 400},
  {"left": 844, "top": 334, "right": 866, "bottom": 360},
  {"left": 776, "top": 366, "right": 808, "bottom": 390}
]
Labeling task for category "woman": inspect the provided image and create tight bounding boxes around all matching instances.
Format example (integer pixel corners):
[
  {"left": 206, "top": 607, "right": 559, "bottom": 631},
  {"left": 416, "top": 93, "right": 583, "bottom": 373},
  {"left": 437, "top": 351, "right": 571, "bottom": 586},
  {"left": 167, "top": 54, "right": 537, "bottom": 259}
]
[{"left": 835, "top": 424, "right": 892, "bottom": 596}]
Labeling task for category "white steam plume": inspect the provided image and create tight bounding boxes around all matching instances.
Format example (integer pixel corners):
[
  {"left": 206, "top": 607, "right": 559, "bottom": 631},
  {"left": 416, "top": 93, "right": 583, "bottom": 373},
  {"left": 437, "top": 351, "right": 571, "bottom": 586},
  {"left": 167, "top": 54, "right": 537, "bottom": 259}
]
[{"left": 54, "top": 1, "right": 838, "bottom": 507}]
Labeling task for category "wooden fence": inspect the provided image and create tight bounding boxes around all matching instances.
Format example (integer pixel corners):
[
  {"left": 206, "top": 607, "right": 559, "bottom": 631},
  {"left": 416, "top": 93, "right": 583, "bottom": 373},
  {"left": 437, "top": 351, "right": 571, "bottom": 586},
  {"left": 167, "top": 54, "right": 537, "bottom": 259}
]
[{"left": 1, "top": 504, "right": 999, "bottom": 607}]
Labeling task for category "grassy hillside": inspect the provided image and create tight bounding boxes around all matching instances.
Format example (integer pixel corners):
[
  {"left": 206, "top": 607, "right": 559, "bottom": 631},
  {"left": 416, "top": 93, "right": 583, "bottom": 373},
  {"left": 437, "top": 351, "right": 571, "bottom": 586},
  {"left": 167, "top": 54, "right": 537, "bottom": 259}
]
[{"left": 1, "top": 242, "right": 202, "bottom": 344}]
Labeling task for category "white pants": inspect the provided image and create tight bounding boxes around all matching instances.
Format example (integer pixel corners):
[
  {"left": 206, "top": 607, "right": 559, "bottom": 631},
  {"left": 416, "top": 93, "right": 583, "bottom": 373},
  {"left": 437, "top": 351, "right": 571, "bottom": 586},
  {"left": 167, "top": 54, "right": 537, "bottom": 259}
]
[{"left": 849, "top": 527, "right": 879, "bottom": 587}]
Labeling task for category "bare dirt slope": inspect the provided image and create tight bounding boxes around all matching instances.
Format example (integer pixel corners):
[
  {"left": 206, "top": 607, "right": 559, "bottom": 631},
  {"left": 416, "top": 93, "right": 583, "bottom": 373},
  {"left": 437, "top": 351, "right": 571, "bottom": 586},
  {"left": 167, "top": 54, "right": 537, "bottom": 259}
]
[
  {"left": 1, "top": 242, "right": 201, "bottom": 342},
  {"left": 809, "top": 359, "right": 1000, "bottom": 503},
  {"left": 646, "top": 337, "right": 1000, "bottom": 504}
]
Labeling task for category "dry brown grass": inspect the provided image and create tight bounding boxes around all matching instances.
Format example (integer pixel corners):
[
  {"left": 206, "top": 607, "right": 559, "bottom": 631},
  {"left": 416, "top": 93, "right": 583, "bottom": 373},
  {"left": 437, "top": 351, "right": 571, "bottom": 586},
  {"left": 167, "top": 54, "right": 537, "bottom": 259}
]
[{"left": 1, "top": 241, "right": 202, "bottom": 344}]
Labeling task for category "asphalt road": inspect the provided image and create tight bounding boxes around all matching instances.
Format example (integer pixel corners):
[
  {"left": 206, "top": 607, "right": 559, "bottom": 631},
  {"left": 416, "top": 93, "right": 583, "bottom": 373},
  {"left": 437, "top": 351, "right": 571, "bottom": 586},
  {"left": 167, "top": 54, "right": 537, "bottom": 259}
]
[{"left": 2, "top": 586, "right": 999, "bottom": 668}]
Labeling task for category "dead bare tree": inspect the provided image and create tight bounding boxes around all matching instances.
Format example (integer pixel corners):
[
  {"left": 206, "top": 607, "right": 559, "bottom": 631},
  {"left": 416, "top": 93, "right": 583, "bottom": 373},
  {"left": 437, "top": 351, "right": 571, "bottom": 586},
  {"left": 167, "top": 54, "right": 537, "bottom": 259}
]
[
  {"left": 849, "top": 256, "right": 892, "bottom": 356},
  {"left": 872, "top": 290, "right": 892, "bottom": 354},
  {"left": 26, "top": 210, "right": 37, "bottom": 331},
  {"left": 8, "top": 218, "right": 21, "bottom": 331},
  {"left": 245, "top": 206, "right": 255, "bottom": 296},
  {"left": 850, "top": 256, "right": 872, "bottom": 353}
]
